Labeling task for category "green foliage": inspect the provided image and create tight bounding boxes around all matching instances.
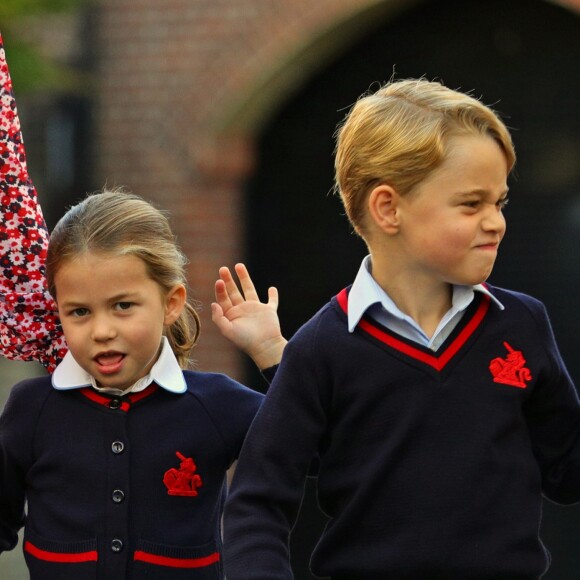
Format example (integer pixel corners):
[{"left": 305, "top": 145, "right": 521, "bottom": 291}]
[
  {"left": 1, "top": 0, "right": 89, "bottom": 93},
  {"left": 4, "top": 38, "right": 85, "bottom": 93},
  {"left": 0, "top": 0, "right": 82, "bottom": 19}
]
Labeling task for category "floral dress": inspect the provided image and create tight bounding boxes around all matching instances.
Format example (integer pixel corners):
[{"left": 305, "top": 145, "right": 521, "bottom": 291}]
[{"left": 0, "top": 32, "right": 66, "bottom": 372}]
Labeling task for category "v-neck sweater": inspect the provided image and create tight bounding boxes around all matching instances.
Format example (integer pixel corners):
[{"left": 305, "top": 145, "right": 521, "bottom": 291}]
[{"left": 224, "top": 284, "right": 580, "bottom": 580}]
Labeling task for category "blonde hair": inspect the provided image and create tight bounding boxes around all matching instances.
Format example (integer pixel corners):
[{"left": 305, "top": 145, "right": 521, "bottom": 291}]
[
  {"left": 334, "top": 78, "right": 516, "bottom": 237},
  {"left": 46, "top": 189, "right": 200, "bottom": 368}
]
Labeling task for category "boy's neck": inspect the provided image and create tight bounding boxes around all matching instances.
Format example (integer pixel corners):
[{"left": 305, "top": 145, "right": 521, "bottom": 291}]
[{"left": 368, "top": 252, "right": 453, "bottom": 339}]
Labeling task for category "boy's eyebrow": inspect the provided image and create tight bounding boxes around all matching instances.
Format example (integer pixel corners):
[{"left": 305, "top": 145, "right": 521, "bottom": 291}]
[{"left": 452, "top": 187, "right": 509, "bottom": 198}]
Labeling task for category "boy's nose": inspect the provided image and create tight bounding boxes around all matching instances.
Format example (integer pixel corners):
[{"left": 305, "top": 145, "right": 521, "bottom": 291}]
[{"left": 482, "top": 206, "right": 506, "bottom": 234}]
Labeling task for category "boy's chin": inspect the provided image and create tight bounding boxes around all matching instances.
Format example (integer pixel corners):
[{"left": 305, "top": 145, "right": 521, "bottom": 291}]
[{"left": 449, "top": 272, "right": 492, "bottom": 287}]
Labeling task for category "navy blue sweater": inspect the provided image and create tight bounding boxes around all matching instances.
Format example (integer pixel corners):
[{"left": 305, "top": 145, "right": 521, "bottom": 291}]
[
  {"left": 0, "top": 371, "right": 263, "bottom": 580},
  {"left": 224, "top": 286, "right": 580, "bottom": 579}
]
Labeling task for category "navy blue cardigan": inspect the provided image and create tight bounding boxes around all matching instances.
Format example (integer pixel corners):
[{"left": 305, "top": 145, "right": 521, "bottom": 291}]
[
  {"left": 0, "top": 370, "right": 263, "bottom": 580},
  {"left": 224, "top": 286, "right": 580, "bottom": 579}
]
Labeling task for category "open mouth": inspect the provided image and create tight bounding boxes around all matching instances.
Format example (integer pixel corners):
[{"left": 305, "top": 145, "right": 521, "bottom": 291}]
[{"left": 94, "top": 352, "right": 125, "bottom": 374}]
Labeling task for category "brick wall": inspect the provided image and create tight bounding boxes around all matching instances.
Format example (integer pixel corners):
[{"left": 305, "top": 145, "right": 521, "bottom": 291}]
[
  {"left": 94, "top": 0, "right": 384, "bottom": 379},
  {"left": 94, "top": 0, "right": 580, "bottom": 380}
]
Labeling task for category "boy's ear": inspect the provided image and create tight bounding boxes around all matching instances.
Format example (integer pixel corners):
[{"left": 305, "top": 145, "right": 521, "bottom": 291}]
[
  {"left": 164, "top": 284, "right": 187, "bottom": 326},
  {"left": 368, "top": 184, "right": 401, "bottom": 235}
]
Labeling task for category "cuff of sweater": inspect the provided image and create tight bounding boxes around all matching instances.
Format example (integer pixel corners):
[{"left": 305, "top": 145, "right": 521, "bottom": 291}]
[{"left": 260, "top": 364, "right": 279, "bottom": 385}]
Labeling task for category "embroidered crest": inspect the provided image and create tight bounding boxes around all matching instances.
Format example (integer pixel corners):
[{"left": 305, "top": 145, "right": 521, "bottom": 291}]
[
  {"left": 163, "top": 452, "right": 203, "bottom": 496},
  {"left": 489, "top": 341, "right": 532, "bottom": 389}
]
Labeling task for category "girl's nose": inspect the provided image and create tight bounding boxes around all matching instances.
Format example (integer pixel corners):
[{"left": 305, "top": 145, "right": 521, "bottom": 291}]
[{"left": 91, "top": 316, "right": 116, "bottom": 342}]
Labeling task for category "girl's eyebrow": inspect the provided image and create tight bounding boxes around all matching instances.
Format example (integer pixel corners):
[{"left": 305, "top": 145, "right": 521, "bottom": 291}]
[
  {"left": 57, "top": 297, "right": 87, "bottom": 308},
  {"left": 58, "top": 291, "right": 141, "bottom": 308},
  {"left": 108, "top": 291, "right": 140, "bottom": 301}
]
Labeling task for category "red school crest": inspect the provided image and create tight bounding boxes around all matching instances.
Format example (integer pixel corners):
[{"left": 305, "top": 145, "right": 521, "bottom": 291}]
[
  {"left": 163, "top": 451, "right": 203, "bottom": 496},
  {"left": 489, "top": 341, "right": 532, "bottom": 389}
]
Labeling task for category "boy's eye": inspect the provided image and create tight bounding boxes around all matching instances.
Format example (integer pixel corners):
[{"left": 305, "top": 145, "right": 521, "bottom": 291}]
[
  {"left": 115, "top": 302, "right": 133, "bottom": 311},
  {"left": 498, "top": 197, "right": 510, "bottom": 209},
  {"left": 462, "top": 200, "right": 480, "bottom": 208}
]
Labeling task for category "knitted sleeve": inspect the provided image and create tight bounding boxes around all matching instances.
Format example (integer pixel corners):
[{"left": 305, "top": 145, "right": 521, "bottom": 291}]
[
  {"left": 521, "top": 296, "right": 580, "bottom": 505},
  {"left": 0, "top": 33, "right": 67, "bottom": 372},
  {"left": 0, "top": 378, "right": 50, "bottom": 552},
  {"left": 223, "top": 318, "right": 329, "bottom": 580}
]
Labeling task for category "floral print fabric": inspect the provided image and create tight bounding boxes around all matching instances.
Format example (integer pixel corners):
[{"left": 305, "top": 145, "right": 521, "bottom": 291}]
[{"left": 0, "top": 33, "right": 66, "bottom": 372}]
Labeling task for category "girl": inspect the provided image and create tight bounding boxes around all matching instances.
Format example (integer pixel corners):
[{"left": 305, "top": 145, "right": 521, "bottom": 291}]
[
  {"left": 0, "top": 189, "right": 266, "bottom": 580},
  {"left": 0, "top": 33, "right": 285, "bottom": 580}
]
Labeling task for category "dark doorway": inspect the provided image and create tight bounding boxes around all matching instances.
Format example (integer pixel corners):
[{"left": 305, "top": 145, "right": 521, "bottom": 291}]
[{"left": 244, "top": 0, "right": 580, "bottom": 578}]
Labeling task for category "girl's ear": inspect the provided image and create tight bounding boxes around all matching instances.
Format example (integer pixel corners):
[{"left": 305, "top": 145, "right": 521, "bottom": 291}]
[
  {"left": 367, "top": 184, "right": 401, "bottom": 235},
  {"left": 164, "top": 284, "right": 187, "bottom": 326}
]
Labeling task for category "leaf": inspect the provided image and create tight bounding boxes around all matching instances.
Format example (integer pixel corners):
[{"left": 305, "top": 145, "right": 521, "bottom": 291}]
[{"left": 0, "top": 0, "right": 83, "bottom": 19}]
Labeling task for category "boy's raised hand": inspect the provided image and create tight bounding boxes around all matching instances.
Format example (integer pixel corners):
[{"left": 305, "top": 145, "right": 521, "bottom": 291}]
[{"left": 211, "top": 263, "right": 287, "bottom": 370}]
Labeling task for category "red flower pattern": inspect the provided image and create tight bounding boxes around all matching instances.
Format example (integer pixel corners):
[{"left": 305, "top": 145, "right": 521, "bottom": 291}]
[{"left": 0, "top": 33, "right": 67, "bottom": 372}]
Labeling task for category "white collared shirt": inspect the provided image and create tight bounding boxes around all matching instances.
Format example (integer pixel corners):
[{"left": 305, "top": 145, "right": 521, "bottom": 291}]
[
  {"left": 52, "top": 336, "right": 187, "bottom": 395},
  {"left": 348, "top": 256, "right": 504, "bottom": 351}
]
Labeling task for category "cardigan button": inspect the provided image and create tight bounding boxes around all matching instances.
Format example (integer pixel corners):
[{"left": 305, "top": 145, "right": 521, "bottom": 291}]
[
  {"left": 111, "top": 538, "right": 124, "bottom": 553},
  {"left": 112, "top": 489, "right": 125, "bottom": 503},
  {"left": 111, "top": 441, "right": 125, "bottom": 454},
  {"left": 109, "top": 398, "right": 122, "bottom": 410}
]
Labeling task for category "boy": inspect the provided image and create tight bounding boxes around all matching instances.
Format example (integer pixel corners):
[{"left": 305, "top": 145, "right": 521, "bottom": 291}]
[{"left": 218, "top": 79, "right": 580, "bottom": 579}]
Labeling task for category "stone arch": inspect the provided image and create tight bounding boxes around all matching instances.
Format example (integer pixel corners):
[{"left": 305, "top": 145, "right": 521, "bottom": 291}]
[
  {"left": 213, "top": 0, "right": 422, "bottom": 135},
  {"left": 211, "top": 0, "right": 580, "bottom": 139}
]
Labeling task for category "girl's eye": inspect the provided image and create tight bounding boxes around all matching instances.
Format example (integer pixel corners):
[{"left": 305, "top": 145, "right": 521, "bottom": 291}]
[
  {"left": 71, "top": 308, "right": 89, "bottom": 318},
  {"left": 498, "top": 197, "right": 510, "bottom": 209},
  {"left": 115, "top": 302, "right": 133, "bottom": 311}
]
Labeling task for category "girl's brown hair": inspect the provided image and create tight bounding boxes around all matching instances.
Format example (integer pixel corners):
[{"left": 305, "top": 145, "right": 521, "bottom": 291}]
[{"left": 46, "top": 189, "right": 200, "bottom": 368}]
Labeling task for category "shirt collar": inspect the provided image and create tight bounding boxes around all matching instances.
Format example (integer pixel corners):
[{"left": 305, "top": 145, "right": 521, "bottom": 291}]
[
  {"left": 52, "top": 336, "right": 187, "bottom": 395},
  {"left": 347, "top": 255, "right": 504, "bottom": 333}
]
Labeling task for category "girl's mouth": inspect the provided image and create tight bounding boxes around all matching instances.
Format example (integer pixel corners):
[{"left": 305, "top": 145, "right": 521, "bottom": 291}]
[{"left": 94, "top": 352, "right": 125, "bottom": 375}]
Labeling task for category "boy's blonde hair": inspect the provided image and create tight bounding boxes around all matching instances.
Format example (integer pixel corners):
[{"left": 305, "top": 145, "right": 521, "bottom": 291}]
[
  {"left": 46, "top": 189, "right": 200, "bottom": 368},
  {"left": 334, "top": 78, "right": 516, "bottom": 237}
]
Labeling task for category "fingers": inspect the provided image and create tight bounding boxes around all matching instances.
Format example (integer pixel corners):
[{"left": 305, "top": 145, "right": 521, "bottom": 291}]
[
  {"left": 218, "top": 266, "right": 245, "bottom": 305},
  {"left": 216, "top": 263, "right": 265, "bottom": 307},
  {"left": 267, "top": 286, "right": 279, "bottom": 310},
  {"left": 210, "top": 301, "right": 231, "bottom": 337},
  {"left": 214, "top": 278, "right": 233, "bottom": 311},
  {"left": 234, "top": 263, "right": 259, "bottom": 302}
]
